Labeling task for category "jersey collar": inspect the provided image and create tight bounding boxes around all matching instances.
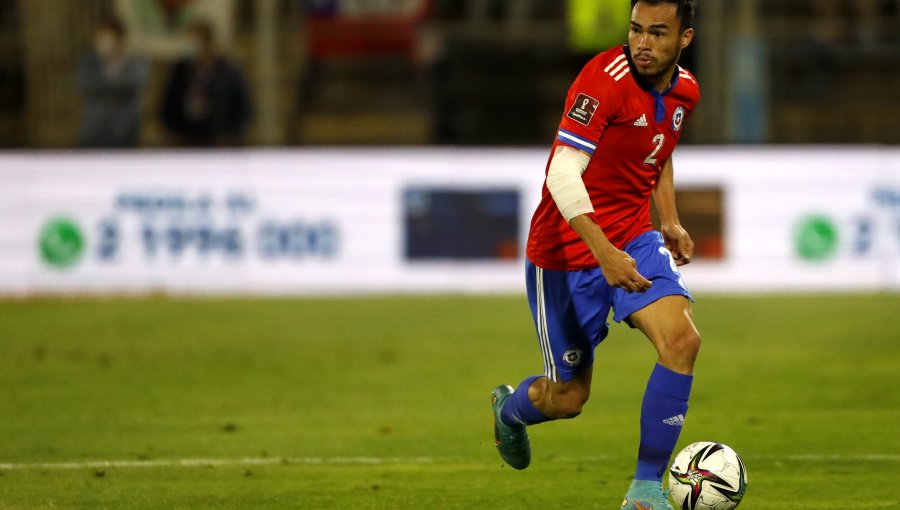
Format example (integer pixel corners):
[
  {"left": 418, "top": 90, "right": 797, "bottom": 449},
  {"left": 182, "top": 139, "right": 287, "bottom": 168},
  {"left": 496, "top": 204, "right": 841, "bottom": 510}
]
[{"left": 623, "top": 45, "right": 680, "bottom": 123}]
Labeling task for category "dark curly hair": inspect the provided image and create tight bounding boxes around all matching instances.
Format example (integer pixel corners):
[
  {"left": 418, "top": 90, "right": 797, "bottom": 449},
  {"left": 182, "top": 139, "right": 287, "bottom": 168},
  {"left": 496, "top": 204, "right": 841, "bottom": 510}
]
[{"left": 630, "top": 0, "right": 696, "bottom": 32}]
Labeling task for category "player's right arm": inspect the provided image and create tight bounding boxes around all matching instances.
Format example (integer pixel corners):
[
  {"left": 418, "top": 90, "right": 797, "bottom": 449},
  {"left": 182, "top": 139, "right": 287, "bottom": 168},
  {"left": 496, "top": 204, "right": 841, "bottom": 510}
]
[{"left": 547, "top": 145, "right": 652, "bottom": 293}]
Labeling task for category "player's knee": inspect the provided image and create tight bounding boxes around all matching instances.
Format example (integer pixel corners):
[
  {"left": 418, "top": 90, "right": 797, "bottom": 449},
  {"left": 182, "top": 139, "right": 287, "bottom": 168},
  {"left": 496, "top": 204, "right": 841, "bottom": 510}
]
[
  {"left": 666, "top": 328, "right": 701, "bottom": 362},
  {"left": 558, "top": 398, "right": 587, "bottom": 419}
]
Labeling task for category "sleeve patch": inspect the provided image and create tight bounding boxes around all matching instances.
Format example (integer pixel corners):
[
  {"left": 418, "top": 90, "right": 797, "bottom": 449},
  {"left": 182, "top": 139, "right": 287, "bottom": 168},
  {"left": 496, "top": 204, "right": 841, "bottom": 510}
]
[{"left": 566, "top": 93, "right": 600, "bottom": 126}]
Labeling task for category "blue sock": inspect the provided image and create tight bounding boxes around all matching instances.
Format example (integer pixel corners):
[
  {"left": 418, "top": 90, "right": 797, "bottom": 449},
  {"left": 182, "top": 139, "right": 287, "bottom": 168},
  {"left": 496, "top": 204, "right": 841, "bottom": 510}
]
[
  {"left": 635, "top": 364, "right": 693, "bottom": 481},
  {"left": 500, "top": 375, "right": 552, "bottom": 427}
]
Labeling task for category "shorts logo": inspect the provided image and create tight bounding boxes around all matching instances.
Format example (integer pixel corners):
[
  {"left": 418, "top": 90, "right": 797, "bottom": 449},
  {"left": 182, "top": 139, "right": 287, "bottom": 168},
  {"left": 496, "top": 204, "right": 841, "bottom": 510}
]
[
  {"left": 567, "top": 94, "right": 600, "bottom": 126},
  {"left": 562, "top": 349, "right": 583, "bottom": 367},
  {"left": 672, "top": 106, "right": 685, "bottom": 132}
]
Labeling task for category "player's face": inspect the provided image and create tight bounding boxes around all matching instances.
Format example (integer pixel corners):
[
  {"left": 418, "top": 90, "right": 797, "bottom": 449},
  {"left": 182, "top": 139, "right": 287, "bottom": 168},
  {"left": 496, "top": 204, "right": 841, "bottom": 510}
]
[{"left": 628, "top": 2, "right": 694, "bottom": 87}]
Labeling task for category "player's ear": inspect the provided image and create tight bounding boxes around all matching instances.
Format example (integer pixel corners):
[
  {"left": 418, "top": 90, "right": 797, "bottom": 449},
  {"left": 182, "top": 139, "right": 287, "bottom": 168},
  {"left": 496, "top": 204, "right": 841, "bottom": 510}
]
[{"left": 679, "top": 27, "right": 694, "bottom": 50}]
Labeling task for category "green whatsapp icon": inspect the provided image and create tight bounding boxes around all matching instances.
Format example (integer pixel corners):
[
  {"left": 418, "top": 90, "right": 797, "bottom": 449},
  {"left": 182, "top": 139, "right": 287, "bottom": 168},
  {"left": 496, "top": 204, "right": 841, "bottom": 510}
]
[
  {"left": 794, "top": 215, "right": 838, "bottom": 262},
  {"left": 38, "top": 218, "right": 85, "bottom": 269}
]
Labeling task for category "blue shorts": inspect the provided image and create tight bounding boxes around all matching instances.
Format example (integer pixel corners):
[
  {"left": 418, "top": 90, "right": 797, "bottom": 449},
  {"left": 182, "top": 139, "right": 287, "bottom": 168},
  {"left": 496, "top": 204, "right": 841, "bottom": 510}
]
[{"left": 525, "top": 230, "right": 692, "bottom": 382}]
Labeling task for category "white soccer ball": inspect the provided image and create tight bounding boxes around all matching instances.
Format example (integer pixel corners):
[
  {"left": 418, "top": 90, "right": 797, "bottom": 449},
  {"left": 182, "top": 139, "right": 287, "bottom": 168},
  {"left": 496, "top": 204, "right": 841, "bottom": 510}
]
[{"left": 668, "top": 441, "right": 748, "bottom": 510}]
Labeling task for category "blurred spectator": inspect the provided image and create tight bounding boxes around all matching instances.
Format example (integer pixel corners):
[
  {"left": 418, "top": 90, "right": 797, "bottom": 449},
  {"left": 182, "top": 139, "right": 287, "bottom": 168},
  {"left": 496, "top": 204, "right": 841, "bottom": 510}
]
[
  {"left": 160, "top": 20, "right": 251, "bottom": 147},
  {"left": 75, "top": 18, "right": 149, "bottom": 148}
]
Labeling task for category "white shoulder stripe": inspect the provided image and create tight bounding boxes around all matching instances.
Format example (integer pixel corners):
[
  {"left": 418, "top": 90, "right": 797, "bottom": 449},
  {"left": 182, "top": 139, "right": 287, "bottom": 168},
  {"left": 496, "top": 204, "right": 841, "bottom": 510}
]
[
  {"left": 678, "top": 66, "right": 696, "bottom": 83},
  {"left": 603, "top": 53, "right": 632, "bottom": 82},
  {"left": 603, "top": 53, "right": 627, "bottom": 73},
  {"left": 609, "top": 60, "right": 629, "bottom": 77}
]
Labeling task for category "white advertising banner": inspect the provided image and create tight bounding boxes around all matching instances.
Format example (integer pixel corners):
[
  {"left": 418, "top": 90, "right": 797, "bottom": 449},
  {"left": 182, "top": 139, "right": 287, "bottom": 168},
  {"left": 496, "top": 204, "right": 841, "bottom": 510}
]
[
  {"left": 677, "top": 147, "right": 900, "bottom": 292},
  {"left": 0, "top": 147, "right": 898, "bottom": 296}
]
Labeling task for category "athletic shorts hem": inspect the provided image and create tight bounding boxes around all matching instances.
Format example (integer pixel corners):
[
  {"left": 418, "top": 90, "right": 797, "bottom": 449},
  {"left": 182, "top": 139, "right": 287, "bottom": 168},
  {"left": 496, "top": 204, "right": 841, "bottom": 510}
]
[{"left": 616, "top": 287, "right": 693, "bottom": 327}]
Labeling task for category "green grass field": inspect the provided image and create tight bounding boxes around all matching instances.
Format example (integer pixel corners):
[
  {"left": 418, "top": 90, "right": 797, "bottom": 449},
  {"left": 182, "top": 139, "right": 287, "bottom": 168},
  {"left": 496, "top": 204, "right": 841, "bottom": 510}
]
[{"left": 1, "top": 294, "right": 899, "bottom": 509}]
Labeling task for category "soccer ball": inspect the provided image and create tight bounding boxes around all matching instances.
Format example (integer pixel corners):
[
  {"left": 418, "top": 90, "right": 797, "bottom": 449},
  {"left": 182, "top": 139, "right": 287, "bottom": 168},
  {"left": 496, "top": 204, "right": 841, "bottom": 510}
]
[{"left": 668, "top": 441, "right": 747, "bottom": 510}]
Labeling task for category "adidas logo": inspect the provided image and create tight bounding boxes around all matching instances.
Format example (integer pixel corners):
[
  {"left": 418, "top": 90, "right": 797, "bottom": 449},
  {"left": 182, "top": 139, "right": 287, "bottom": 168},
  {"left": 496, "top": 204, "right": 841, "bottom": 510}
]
[
  {"left": 633, "top": 114, "right": 648, "bottom": 127},
  {"left": 663, "top": 414, "right": 685, "bottom": 426}
]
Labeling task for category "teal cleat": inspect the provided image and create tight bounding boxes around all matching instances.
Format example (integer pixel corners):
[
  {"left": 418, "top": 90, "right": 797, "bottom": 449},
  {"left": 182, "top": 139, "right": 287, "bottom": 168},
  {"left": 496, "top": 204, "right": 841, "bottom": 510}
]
[
  {"left": 620, "top": 480, "right": 674, "bottom": 510},
  {"left": 491, "top": 385, "right": 531, "bottom": 470}
]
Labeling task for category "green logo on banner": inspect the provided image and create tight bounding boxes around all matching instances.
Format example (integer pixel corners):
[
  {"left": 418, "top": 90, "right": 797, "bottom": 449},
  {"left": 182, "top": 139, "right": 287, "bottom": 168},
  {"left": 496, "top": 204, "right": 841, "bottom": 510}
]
[
  {"left": 39, "top": 218, "right": 85, "bottom": 269},
  {"left": 795, "top": 216, "right": 838, "bottom": 261}
]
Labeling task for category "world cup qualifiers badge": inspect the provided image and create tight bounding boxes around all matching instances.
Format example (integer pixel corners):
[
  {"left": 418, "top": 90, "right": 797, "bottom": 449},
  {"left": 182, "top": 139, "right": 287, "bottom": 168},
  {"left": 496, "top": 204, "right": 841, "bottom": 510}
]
[
  {"left": 672, "top": 106, "right": 685, "bottom": 132},
  {"left": 567, "top": 94, "right": 600, "bottom": 126}
]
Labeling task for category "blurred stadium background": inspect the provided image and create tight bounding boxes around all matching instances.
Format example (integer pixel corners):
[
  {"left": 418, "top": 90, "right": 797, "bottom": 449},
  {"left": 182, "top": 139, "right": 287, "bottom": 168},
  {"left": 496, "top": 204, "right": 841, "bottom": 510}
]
[
  {"left": 1, "top": 0, "right": 900, "bottom": 148},
  {"left": 2, "top": 1, "right": 900, "bottom": 509}
]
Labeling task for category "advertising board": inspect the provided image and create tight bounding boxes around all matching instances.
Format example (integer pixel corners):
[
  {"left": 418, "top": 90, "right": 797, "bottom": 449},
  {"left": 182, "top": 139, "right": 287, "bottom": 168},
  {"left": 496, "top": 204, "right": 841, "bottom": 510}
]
[{"left": 1, "top": 148, "right": 897, "bottom": 295}]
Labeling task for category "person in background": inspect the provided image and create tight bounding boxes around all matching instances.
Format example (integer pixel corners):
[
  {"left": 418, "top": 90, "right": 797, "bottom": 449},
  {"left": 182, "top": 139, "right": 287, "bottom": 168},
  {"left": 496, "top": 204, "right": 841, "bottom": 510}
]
[
  {"left": 76, "top": 17, "right": 149, "bottom": 148},
  {"left": 160, "top": 20, "right": 251, "bottom": 147}
]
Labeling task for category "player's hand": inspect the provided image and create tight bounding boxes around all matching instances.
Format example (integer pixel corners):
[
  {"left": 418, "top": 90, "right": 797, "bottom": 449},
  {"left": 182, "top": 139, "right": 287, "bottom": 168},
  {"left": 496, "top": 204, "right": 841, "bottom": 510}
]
[
  {"left": 597, "top": 248, "right": 652, "bottom": 293},
  {"left": 569, "top": 215, "right": 651, "bottom": 293},
  {"left": 661, "top": 223, "right": 694, "bottom": 266}
]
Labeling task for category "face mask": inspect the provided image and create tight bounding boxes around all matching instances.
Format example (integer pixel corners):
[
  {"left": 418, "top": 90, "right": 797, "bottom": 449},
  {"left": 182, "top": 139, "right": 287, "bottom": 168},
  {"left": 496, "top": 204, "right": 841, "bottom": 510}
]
[{"left": 95, "top": 33, "right": 117, "bottom": 58}]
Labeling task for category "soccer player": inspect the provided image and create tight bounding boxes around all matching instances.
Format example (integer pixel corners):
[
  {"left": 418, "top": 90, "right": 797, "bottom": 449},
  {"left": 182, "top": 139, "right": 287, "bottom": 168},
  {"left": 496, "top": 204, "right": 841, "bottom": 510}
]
[{"left": 491, "top": 1, "right": 700, "bottom": 508}]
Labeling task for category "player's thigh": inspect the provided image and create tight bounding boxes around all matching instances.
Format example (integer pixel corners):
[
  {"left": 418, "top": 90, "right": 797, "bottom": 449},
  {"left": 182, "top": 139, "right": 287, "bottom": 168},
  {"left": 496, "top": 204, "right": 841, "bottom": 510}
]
[
  {"left": 613, "top": 231, "right": 700, "bottom": 361},
  {"left": 628, "top": 294, "right": 699, "bottom": 353},
  {"left": 612, "top": 230, "right": 692, "bottom": 325},
  {"left": 525, "top": 260, "right": 612, "bottom": 383}
]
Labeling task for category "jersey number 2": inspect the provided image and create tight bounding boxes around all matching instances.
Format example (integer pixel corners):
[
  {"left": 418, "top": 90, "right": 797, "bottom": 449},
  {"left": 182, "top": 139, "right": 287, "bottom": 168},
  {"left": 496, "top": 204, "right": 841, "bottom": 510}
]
[{"left": 644, "top": 134, "right": 665, "bottom": 166}]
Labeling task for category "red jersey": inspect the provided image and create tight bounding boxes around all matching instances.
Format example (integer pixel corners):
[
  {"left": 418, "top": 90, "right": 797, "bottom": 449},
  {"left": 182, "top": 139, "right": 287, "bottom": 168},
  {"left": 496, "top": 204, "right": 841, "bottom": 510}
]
[{"left": 526, "top": 46, "right": 701, "bottom": 271}]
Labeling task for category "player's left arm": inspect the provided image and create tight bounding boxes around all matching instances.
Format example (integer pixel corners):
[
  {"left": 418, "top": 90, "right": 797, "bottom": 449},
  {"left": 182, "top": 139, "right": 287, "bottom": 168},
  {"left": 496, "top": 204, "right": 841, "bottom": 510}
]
[{"left": 653, "top": 156, "right": 694, "bottom": 266}]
